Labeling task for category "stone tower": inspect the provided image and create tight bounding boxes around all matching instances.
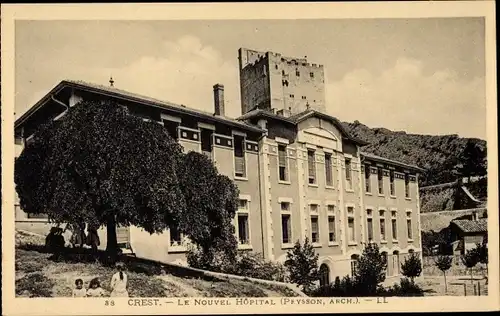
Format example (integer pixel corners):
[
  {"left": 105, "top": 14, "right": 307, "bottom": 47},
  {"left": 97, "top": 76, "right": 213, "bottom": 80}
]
[{"left": 238, "top": 47, "right": 326, "bottom": 116}]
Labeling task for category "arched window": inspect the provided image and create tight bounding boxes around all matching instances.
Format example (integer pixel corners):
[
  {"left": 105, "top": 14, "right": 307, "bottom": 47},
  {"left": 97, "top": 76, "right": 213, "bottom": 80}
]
[
  {"left": 393, "top": 250, "right": 400, "bottom": 275},
  {"left": 350, "top": 254, "right": 360, "bottom": 276},
  {"left": 319, "top": 264, "right": 330, "bottom": 287}
]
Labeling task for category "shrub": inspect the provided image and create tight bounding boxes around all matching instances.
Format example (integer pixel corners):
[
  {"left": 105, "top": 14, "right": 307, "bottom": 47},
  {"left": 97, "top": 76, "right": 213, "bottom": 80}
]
[
  {"left": 232, "top": 252, "right": 286, "bottom": 282},
  {"left": 387, "top": 278, "right": 424, "bottom": 297},
  {"left": 186, "top": 245, "right": 235, "bottom": 273},
  {"left": 187, "top": 247, "right": 286, "bottom": 282},
  {"left": 284, "top": 238, "right": 319, "bottom": 293},
  {"left": 16, "top": 272, "right": 54, "bottom": 297},
  {"left": 312, "top": 275, "right": 358, "bottom": 297},
  {"left": 401, "top": 253, "right": 422, "bottom": 283}
]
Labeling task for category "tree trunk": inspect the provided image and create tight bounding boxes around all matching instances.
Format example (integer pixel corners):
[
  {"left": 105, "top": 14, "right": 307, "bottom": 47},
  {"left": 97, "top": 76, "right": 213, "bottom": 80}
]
[
  {"left": 443, "top": 272, "right": 447, "bottom": 293},
  {"left": 106, "top": 215, "right": 118, "bottom": 263}
]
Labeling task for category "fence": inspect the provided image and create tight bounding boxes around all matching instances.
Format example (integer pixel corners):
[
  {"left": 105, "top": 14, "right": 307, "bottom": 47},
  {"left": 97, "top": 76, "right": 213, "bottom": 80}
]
[{"left": 456, "top": 281, "right": 488, "bottom": 296}]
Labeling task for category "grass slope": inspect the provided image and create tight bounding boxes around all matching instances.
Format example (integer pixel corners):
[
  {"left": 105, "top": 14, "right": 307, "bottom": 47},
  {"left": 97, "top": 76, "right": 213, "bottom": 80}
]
[{"left": 15, "top": 230, "right": 298, "bottom": 298}]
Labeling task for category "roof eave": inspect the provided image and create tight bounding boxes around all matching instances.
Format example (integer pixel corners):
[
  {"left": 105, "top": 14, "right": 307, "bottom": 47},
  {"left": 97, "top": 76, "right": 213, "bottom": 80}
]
[
  {"left": 361, "top": 152, "right": 425, "bottom": 173},
  {"left": 14, "top": 82, "right": 67, "bottom": 129}
]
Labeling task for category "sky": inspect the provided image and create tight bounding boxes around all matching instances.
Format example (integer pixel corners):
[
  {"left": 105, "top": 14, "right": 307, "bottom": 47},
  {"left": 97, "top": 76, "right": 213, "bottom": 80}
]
[{"left": 15, "top": 18, "right": 486, "bottom": 139}]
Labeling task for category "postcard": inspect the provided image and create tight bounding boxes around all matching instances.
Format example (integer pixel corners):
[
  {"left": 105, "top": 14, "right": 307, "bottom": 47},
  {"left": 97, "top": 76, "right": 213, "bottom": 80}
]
[{"left": 1, "top": 1, "right": 498, "bottom": 315}]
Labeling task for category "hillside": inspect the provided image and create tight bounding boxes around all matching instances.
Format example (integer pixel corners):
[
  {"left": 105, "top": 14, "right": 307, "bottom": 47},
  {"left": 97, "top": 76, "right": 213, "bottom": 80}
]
[
  {"left": 341, "top": 121, "right": 487, "bottom": 187},
  {"left": 15, "top": 231, "right": 299, "bottom": 298}
]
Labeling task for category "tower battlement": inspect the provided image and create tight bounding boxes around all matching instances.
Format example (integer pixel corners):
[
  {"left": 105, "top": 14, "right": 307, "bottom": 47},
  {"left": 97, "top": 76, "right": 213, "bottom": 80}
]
[{"left": 238, "top": 47, "right": 326, "bottom": 115}]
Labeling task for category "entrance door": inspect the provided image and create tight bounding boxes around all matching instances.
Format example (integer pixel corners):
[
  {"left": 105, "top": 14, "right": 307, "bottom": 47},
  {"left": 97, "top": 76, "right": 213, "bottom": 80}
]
[{"left": 319, "top": 264, "right": 330, "bottom": 287}]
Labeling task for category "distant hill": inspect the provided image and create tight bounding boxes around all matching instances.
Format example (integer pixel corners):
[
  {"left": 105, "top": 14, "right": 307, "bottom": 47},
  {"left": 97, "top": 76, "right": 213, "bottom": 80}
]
[{"left": 341, "top": 120, "right": 487, "bottom": 187}]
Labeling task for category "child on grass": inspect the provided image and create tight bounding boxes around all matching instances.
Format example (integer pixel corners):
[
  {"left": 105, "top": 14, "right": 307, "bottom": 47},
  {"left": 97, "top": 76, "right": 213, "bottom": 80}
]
[
  {"left": 72, "top": 278, "right": 87, "bottom": 297},
  {"left": 86, "top": 278, "right": 106, "bottom": 297},
  {"left": 110, "top": 262, "right": 129, "bottom": 297}
]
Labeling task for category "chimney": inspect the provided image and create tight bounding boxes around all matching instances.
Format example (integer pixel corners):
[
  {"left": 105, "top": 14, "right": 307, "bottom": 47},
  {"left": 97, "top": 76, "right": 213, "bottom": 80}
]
[
  {"left": 213, "top": 84, "right": 225, "bottom": 116},
  {"left": 473, "top": 211, "right": 479, "bottom": 221}
]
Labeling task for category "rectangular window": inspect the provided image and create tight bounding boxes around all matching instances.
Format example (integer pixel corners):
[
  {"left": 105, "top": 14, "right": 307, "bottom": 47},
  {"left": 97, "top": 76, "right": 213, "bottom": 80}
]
[
  {"left": 301, "top": 96, "right": 306, "bottom": 100},
  {"left": 201, "top": 128, "right": 213, "bottom": 154},
  {"left": 405, "top": 174, "right": 410, "bottom": 198},
  {"left": 378, "top": 168, "right": 384, "bottom": 194},
  {"left": 281, "top": 202, "right": 290, "bottom": 212},
  {"left": 327, "top": 205, "right": 335, "bottom": 213},
  {"left": 27, "top": 213, "right": 49, "bottom": 219},
  {"left": 348, "top": 218, "right": 355, "bottom": 242},
  {"left": 278, "top": 145, "right": 289, "bottom": 182},
  {"left": 163, "top": 120, "right": 179, "bottom": 140},
  {"left": 308, "top": 150, "right": 316, "bottom": 184},
  {"left": 365, "top": 165, "right": 371, "bottom": 193},
  {"left": 325, "top": 153, "right": 333, "bottom": 186},
  {"left": 310, "top": 204, "right": 319, "bottom": 213},
  {"left": 391, "top": 211, "right": 398, "bottom": 240},
  {"left": 310, "top": 216, "right": 319, "bottom": 243},
  {"left": 328, "top": 216, "right": 336, "bottom": 242},
  {"left": 347, "top": 206, "right": 354, "bottom": 216},
  {"left": 290, "top": 94, "right": 295, "bottom": 98},
  {"left": 310, "top": 72, "right": 314, "bottom": 78},
  {"left": 296, "top": 70, "right": 300, "bottom": 76},
  {"left": 281, "top": 214, "right": 292, "bottom": 244},
  {"left": 238, "top": 199, "right": 248, "bottom": 210},
  {"left": 380, "top": 211, "right": 386, "bottom": 240},
  {"left": 345, "top": 158, "right": 352, "bottom": 190},
  {"left": 237, "top": 213, "right": 250, "bottom": 244},
  {"left": 406, "top": 212, "right": 412, "bottom": 239},
  {"left": 390, "top": 170, "right": 395, "bottom": 196},
  {"left": 367, "top": 218, "right": 374, "bottom": 241},
  {"left": 234, "top": 135, "right": 246, "bottom": 178}
]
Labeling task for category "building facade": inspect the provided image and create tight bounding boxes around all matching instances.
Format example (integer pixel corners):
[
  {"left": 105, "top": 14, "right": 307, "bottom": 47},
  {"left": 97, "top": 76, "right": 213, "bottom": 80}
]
[{"left": 14, "top": 48, "right": 423, "bottom": 283}]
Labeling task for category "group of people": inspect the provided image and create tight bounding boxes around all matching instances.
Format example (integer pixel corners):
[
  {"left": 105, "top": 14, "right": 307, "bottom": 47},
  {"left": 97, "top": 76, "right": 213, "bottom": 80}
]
[
  {"left": 72, "top": 263, "right": 129, "bottom": 297},
  {"left": 45, "top": 222, "right": 101, "bottom": 260}
]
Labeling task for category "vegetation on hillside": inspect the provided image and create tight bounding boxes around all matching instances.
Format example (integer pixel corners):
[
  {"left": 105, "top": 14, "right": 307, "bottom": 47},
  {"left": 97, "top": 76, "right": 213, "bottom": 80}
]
[
  {"left": 341, "top": 120, "right": 487, "bottom": 187},
  {"left": 15, "top": 231, "right": 297, "bottom": 298}
]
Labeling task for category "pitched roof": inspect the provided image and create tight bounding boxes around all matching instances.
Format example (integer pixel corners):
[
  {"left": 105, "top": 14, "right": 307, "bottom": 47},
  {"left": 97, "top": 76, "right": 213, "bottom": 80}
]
[
  {"left": 15, "top": 80, "right": 264, "bottom": 133},
  {"left": 451, "top": 218, "right": 488, "bottom": 234},
  {"left": 237, "top": 108, "right": 369, "bottom": 146},
  {"left": 360, "top": 152, "right": 425, "bottom": 172}
]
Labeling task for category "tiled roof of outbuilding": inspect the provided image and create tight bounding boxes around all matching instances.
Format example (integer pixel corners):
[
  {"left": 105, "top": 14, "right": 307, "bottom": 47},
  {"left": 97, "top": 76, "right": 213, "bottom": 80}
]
[{"left": 451, "top": 218, "right": 488, "bottom": 234}]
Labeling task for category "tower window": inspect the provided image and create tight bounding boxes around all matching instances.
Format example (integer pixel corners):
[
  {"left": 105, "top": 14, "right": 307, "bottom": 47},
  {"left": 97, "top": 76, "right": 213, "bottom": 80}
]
[
  {"left": 310, "top": 72, "right": 314, "bottom": 78},
  {"left": 302, "top": 96, "right": 306, "bottom": 100},
  {"left": 296, "top": 70, "right": 300, "bottom": 77},
  {"left": 290, "top": 94, "right": 294, "bottom": 98}
]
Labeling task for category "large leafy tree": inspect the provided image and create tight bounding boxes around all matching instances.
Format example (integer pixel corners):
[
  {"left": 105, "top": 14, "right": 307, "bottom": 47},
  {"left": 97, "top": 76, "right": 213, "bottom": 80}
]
[
  {"left": 178, "top": 152, "right": 239, "bottom": 269},
  {"left": 15, "top": 100, "right": 186, "bottom": 259},
  {"left": 458, "top": 140, "right": 487, "bottom": 181}
]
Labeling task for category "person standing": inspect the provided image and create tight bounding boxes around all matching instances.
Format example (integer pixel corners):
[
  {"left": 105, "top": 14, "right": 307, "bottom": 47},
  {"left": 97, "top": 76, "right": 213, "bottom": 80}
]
[
  {"left": 86, "top": 224, "right": 100, "bottom": 261},
  {"left": 109, "top": 262, "right": 129, "bottom": 297}
]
